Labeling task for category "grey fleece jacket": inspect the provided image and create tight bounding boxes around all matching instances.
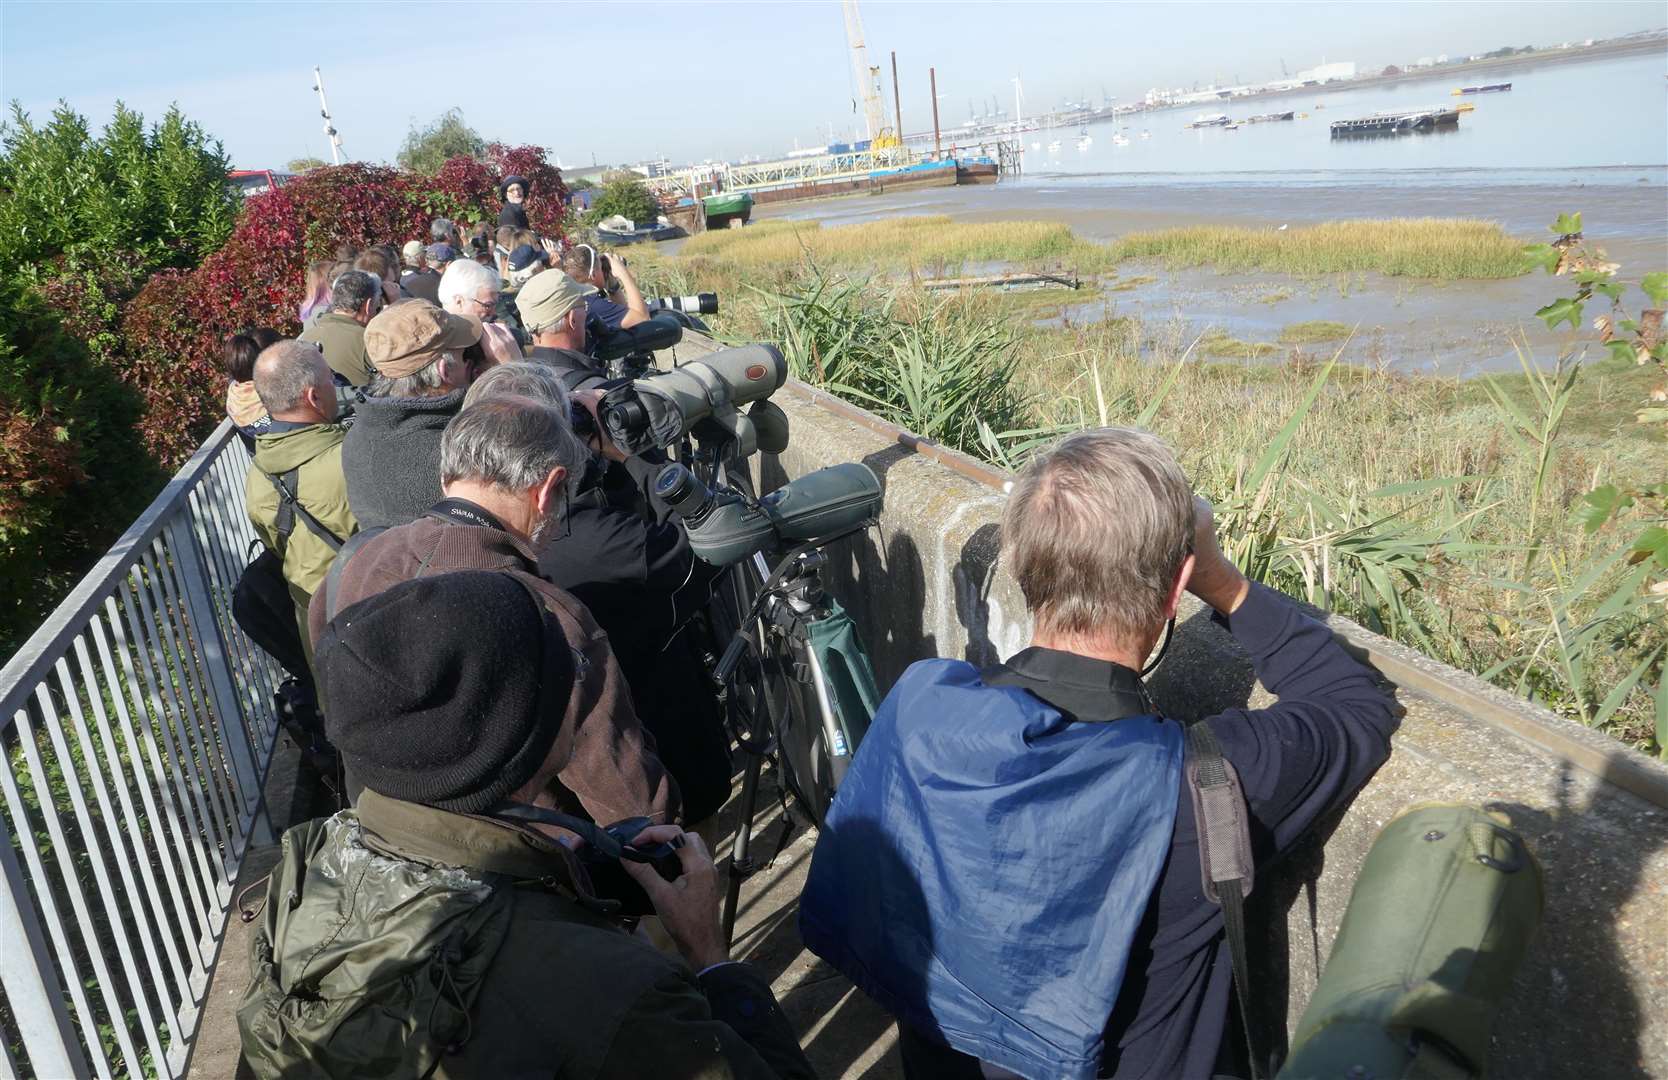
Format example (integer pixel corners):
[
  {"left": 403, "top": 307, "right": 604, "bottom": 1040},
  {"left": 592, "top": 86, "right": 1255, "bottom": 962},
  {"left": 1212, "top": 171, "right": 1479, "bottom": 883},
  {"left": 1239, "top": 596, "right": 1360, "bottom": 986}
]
[{"left": 341, "top": 388, "right": 467, "bottom": 530}]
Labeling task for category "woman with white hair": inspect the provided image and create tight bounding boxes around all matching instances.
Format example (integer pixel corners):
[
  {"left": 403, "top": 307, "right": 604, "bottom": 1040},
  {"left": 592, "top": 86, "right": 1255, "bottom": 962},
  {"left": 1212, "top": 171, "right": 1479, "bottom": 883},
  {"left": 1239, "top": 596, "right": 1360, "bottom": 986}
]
[{"left": 438, "top": 258, "right": 523, "bottom": 372}]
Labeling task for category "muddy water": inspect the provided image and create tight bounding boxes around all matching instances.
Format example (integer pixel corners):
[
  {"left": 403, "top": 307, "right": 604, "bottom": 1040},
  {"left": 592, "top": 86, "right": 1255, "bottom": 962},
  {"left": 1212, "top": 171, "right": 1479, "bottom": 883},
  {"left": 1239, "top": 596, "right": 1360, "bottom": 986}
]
[{"left": 756, "top": 173, "right": 1666, "bottom": 376}]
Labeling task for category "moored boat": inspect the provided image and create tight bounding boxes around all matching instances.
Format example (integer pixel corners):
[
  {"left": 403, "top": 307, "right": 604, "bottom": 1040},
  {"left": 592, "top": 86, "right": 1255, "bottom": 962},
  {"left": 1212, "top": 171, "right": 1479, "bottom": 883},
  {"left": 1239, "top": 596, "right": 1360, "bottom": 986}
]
[
  {"left": 702, "top": 191, "right": 753, "bottom": 229},
  {"left": 1187, "top": 113, "right": 1231, "bottom": 129},
  {"left": 1453, "top": 82, "right": 1512, "bottom": 95}
]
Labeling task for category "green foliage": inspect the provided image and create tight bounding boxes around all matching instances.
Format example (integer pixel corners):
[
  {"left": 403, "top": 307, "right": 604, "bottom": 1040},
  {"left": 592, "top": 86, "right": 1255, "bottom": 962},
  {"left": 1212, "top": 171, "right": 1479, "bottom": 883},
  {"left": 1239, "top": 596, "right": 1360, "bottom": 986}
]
[
  {"left": 286, "top": 156, "right": 328, "bottom": 172},
  {"left": 585, "top": 171, "right": 660, "bottom": 227},
  {"left": 396, "top": 107, "right": 486, "bottom": 175},
  {"left": 0, "top": 100, "right": 237, "bottom": 279}
]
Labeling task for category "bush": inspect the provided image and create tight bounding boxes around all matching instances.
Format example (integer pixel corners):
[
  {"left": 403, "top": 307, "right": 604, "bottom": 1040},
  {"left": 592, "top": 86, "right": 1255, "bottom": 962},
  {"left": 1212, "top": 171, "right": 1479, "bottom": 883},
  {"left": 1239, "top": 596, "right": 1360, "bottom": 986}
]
[
  {"left": 398, "top": 108, "right": 486, "bottom": 175},
  {"left": 586, "top": 171, "right": 660, "bottom": 227}
]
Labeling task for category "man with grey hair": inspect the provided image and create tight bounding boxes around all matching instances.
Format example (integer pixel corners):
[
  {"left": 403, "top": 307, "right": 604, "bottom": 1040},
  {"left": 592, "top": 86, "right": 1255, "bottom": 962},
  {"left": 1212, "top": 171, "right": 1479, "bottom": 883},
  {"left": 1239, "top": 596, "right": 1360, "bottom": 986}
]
[
  {"left": 300, "top": 269, "right": 383, "bottom": 386},
  {"left": 800, "top": 426, "right": 1400, "bottom": 1080},
  {"left": 244, "top": 340, "right": 357, "bottom": 674},
  {"left": 440, "top": 257, "right": 523, "bottom": 366},
  {"left": 341, "top": 301, "right": 479, "bottom": 529},
  {"left": 465, "top": 362, "right": 734, "bottom": 822},
  {"left": 310, "top": 389, "right": 678, "bottom": 829}
]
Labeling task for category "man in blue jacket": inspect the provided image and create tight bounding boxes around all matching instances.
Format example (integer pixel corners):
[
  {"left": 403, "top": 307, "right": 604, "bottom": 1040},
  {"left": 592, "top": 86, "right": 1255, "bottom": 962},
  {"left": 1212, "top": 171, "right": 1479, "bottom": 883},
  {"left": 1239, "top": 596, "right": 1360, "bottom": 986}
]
[{"left": 799, "top": 427, "right": 1400, "bottom": 1080}]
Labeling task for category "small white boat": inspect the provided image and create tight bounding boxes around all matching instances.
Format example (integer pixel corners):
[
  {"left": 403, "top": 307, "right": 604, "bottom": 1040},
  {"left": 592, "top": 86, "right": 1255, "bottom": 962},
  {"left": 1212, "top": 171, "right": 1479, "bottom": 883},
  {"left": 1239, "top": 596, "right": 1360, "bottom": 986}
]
[
  {"left": 1111, "top": 134, "right": 1130, "bottom": 146},
  {"left": 1076, "top": 134, "right": 1093, "bottom": 149},
  {"left": 1047, "top": 139, "right": 1062, "bottom": 151},
  {"left": 1139, "top": 130, "right": 1151, "bottom": 138},
  {"left": 1031, "top": 141, "right": 1040, "bottom": 150}
]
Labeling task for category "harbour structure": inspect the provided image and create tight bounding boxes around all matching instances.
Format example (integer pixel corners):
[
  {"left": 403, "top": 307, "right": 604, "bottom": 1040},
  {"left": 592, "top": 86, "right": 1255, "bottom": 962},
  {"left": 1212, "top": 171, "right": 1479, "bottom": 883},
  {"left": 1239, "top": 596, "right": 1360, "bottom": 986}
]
[
  {"left": 1245, "top": 110, "right": 1296, "bottom": 123},
  {"left": 1453, "top": 82, "right": 1513, "bottom": 94},
  {"left": 1330, "top": 106, "right": 1461, "bottom": 136}
]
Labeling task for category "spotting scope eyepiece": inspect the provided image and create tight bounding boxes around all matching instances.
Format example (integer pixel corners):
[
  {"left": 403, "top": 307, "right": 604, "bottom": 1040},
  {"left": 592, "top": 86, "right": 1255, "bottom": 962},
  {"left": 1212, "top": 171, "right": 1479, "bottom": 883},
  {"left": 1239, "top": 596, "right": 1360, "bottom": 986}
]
[
  {"left": 654, "top": 461, "right": 882, "bottom": 567},
  {"left": 600, "top": 344, "right": 789, "bottom": 457}
]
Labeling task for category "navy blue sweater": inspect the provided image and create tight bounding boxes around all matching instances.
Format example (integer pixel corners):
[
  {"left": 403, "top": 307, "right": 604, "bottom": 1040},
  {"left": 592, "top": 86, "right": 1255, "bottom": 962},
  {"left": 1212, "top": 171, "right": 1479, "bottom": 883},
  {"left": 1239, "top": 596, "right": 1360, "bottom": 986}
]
[{"left": 900, "top": 582, "right": 1401, "bottom": 1080}]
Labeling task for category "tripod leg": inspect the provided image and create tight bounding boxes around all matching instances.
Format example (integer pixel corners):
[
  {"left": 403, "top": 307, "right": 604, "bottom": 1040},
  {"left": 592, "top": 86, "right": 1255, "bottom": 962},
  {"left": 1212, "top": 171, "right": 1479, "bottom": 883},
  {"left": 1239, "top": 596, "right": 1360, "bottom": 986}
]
[{"left": 721, "top": 749, "right": 765, "bottom": 945}]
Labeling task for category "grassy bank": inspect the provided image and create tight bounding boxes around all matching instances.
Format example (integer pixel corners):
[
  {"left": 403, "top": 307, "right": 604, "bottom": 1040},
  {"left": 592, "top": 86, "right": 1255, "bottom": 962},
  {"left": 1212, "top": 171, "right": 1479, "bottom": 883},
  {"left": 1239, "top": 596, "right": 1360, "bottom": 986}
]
[
  {"left": 1109, "top": 218, "right": 1530, "bottom": 278},
  {"left": 641, "top": 223, "right": 1663, "bottom": 749}
]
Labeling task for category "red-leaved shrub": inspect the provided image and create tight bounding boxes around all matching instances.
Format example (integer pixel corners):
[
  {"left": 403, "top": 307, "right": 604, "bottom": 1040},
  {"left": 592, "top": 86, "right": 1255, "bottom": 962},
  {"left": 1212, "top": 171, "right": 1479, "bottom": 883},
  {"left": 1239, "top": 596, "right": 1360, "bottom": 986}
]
[{"left": 117, "top": 148, "right": 571, "bottom": 465}]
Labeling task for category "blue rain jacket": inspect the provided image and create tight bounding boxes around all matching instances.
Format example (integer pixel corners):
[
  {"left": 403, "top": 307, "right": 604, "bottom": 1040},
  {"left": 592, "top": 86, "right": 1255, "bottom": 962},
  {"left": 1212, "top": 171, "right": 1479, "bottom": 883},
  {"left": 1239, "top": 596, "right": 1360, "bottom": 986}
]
[{"left": 799, "top": 658, "right": 1183, "bottom": 1080}]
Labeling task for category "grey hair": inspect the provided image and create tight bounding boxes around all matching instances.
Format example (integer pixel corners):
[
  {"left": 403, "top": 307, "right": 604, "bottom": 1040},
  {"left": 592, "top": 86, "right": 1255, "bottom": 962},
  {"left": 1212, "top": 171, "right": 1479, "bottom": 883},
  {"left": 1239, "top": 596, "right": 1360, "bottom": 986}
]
[
  {"left": 1001, "top": 427, "right": 1196, "bottom": 646},
  {"left": 329, "top": 269, "right": 381, "bottom": 315},
  {"left": 438, "top": 258, "right": 502, "bottom": 311},
  {"left": 367, "top": 353, "right": 461, "bottom": 399},
  {"left": 440, "top": 394, "right": 580, "bottom": 497},
  {"left": 430, "top": 217, "right": 455, "bottom": 243},
  {"left": 461, "top": 362, "right": 586, "bottom": 497},
  {"left": 253, "top": 339, "right": 330, "bottom": 415}
]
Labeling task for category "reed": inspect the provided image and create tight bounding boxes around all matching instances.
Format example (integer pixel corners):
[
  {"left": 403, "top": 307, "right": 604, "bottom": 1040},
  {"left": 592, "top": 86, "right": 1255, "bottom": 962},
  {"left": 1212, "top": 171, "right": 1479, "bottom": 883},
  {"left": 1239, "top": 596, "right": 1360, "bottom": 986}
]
[
  {"left": 1278, "top": 320, "right": 1352, "bottom": 344},
  {"left": 678, "top": 215, "right": 1117, "bottom": 274},
  {"left": 1109, "top": 218, "right": 1530, "bottom": 279}
]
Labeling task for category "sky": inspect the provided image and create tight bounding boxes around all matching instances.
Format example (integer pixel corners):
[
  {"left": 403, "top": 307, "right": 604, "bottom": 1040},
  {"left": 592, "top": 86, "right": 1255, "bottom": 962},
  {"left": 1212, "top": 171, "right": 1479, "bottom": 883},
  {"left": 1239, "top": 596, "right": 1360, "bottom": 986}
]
[{"left": 1, "top": 1, "right": 1660, "bottom": 170}]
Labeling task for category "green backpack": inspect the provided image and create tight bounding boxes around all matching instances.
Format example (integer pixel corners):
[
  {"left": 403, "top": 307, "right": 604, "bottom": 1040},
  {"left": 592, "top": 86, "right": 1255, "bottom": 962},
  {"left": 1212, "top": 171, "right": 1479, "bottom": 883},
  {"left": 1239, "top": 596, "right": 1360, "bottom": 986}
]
[{"left": 1278, "top": 803, "right": 1544, "bottom": 1080}]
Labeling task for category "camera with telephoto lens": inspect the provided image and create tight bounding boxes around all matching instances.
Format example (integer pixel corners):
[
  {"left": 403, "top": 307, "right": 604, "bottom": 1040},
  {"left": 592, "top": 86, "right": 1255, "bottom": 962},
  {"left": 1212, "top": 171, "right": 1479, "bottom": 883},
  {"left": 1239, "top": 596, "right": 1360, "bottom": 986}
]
[
  {"left": 654, "top": 461, "right": 882, "bottom": 567},
  {"left": 598, "top": 344, "right": 790, "bottom": 459},
  {"left": 646, "top": 293, "right": 719, "bottom": 317},
  {"left": 591, "top": 312, "right": 684, "bottom": 380}
]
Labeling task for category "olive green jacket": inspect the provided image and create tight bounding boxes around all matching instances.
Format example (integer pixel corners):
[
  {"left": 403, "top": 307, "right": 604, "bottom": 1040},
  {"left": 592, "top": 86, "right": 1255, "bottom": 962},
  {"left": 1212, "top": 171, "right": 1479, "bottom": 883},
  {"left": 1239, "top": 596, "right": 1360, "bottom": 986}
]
[
  {"left": 238, "top": 792, "right": 815, "bottom": 1080},
  {"left": 299, "top": 310, "right": 375, "bottom": 386},
  {"left": 244, "top": 423, "right": 357, "bottom": 663}
]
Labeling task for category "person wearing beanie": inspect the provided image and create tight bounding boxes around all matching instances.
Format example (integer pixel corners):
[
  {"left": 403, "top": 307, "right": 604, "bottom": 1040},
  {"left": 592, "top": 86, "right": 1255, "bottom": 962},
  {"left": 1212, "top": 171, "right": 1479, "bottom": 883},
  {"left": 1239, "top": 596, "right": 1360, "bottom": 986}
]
[
  {"left": 498, "top": 173, "right": 531, "bottom": 229},
  {"left": 515, "top": 268, "right": 603, "bottom": 391},
  {"left": 241, "top": 572, "right": 816, "bottom": 1080},
  {"left": 312, "top": 391, "right": 677, "bottom": 829},
  {"left": 341, "top": 301, "right": 479, "bottom": 529}
]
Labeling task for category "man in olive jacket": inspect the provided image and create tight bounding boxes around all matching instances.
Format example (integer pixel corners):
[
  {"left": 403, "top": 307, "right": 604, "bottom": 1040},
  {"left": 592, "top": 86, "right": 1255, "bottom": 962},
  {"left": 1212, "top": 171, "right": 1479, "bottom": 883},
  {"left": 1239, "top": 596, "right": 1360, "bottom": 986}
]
[
  {"left": 244, "top": 340, "right": 357, "bottom": 670},
  {"left": 239, "top": 572, "right": 816, "bottom": 1080}
]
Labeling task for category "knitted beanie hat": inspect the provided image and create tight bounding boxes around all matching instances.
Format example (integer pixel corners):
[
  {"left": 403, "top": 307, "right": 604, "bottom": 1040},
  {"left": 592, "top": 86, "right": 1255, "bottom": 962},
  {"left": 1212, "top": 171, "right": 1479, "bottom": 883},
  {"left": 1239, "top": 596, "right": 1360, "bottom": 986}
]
[{"left": 317, "top": 571, "right": 574, "bottom": 813}]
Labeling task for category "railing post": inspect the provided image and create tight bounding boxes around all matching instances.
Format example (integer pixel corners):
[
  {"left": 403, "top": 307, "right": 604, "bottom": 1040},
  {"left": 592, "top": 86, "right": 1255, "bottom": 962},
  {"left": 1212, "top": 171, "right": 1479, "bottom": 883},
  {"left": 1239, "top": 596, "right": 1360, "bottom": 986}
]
[
  {"left": 0, "top": 811, "right": 89, "bottom": 1079},
  {"left": 164, "top": 515, "right": 265, "bottom": 828}
]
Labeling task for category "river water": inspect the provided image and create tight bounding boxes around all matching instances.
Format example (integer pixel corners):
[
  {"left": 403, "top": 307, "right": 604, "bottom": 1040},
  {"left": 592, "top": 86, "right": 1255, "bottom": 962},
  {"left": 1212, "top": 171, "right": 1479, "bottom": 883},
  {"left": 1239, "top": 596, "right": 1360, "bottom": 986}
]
[{"left": 756, "top": 52, "right": 1667, "bottom": 375}]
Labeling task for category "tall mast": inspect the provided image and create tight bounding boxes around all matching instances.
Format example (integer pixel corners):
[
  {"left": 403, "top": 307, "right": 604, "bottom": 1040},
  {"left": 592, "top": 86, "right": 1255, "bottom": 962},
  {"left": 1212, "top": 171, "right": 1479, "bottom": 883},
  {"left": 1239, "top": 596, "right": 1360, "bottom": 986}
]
[
  {"left": 841, "top": 0, "right": 886, "bottom": 142},
  {"left": 312, "top": 66, "right": 345, "bottom": 165}
]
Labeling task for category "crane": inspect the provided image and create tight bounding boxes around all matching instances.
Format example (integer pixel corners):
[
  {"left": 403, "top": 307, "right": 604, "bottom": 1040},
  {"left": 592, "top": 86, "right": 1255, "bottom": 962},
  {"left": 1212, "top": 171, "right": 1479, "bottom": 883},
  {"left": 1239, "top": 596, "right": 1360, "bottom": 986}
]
[
  {"left": 312, "top": 66, "right": 345, "bottom": 165},
  {"left": 842, "top": 0, "right": 893, "bottom": 145}
]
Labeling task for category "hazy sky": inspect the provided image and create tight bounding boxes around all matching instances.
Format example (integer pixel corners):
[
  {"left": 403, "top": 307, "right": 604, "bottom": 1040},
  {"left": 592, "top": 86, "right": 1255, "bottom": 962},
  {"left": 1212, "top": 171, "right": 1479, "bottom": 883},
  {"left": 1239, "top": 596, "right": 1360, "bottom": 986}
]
[{"left": 2, "top": 1, "right": 1660, "bottom": 169}]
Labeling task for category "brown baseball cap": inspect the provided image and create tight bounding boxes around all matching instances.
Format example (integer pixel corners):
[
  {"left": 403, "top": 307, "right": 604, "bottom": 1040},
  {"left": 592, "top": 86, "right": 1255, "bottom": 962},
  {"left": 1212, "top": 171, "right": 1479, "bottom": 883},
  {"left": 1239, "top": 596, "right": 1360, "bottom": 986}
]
[
  {"left": 514, "top": 269, "right": 590, "bottom": 333},
  {"left": 364, "top": 302, "right": 481, "bottom": 378}
]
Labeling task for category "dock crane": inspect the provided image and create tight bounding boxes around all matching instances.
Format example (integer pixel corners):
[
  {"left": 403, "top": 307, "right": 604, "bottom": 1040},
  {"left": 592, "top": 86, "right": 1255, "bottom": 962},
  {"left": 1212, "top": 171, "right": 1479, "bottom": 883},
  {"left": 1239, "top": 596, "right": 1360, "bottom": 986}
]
[{"left": 841, "top": 0, "right": 897, "bottom": 146}]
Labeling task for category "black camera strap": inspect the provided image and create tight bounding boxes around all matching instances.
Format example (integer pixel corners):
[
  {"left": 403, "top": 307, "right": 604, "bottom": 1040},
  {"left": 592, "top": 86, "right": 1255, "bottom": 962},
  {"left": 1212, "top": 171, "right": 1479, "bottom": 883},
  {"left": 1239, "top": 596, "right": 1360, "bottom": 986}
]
[
  {"left": 259, "top": 468, "right": 346, "bottom": 556},
  {"left": 428, "top": 498, "right": 505, "bottom": 531}
]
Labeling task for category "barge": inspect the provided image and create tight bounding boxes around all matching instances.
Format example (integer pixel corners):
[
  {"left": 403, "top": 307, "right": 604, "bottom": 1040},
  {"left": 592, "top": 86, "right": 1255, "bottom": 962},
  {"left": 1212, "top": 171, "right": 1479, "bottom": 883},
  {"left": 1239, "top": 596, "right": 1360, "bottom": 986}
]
[
  {"left": 1330, "top": 107, "right": 1461, "bottom": 137},
  {"left": 1246, "top": 110, "right": 1296, "bottom": 123},
  {"left": 1453, "top": 82, "right": 1512, "bottom": 94}
]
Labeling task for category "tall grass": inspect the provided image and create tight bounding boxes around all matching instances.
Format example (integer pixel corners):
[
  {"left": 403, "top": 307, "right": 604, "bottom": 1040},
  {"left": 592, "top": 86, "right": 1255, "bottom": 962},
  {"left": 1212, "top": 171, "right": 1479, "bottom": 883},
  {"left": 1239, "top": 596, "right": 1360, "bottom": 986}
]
[
  {"left": 680, "top": 216, "right": 1117, "bottom": 274},
  {"left": 1110, "top": 218, "right": 1530, "bottom": 279},
  {"left": 751, "top": 268, "right": 1664, "bottom": 751}
]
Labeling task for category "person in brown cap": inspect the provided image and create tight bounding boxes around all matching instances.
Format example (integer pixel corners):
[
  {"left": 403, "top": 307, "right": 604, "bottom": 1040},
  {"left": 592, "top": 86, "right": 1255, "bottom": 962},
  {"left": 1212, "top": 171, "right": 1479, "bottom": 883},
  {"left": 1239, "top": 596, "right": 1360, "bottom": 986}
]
[
  {"left": 517, "top": 267, "right": 604, "bottom": 392},
  {"left": 341, "top": 301, "right": 481, "bottom": 528}
]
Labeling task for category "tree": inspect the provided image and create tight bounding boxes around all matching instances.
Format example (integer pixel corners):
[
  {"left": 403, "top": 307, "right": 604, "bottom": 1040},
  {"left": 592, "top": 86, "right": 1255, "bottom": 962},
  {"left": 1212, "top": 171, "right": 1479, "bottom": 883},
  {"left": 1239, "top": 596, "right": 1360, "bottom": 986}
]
[
  {"left": 1381, "top": 65, "right": 1402, "bottom": 77},
  {"left": 586, "top": 170, "right": 659, "bottom": 227},
  {"left": 286, "top": 156, "right": 328, "bottom": 172},
  {"left": 397, "top": 108, "right": 486, "bottom": 175}
]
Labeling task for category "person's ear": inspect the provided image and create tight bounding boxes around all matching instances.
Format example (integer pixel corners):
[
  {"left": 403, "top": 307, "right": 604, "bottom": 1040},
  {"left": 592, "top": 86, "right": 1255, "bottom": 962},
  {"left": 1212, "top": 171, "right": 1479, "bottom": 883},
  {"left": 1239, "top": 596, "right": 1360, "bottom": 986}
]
[
  {"left": 533, "top": 466, "right": 567, "bottom": 518},
  {"left": 1164, "top": 553, "right": 1196, "bottom": 620}
]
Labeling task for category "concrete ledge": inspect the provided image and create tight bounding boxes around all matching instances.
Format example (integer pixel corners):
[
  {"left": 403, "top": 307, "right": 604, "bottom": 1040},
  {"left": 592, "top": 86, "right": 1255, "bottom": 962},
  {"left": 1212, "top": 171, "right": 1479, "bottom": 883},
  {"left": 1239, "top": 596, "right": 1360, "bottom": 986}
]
[{"left": 668, "top": 335, "right": 1668, "bottom": 1075}]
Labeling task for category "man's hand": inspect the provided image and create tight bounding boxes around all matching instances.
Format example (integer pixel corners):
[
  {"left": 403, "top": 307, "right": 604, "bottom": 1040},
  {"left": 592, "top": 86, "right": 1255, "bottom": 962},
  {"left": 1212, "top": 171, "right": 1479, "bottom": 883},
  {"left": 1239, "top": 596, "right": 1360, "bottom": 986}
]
[
  {"left": 1187, "top": 495, "right": 1250, "bottom": 615},
  {"left": 572, "top": 389, "right": 628, "bottom": 462},
  {"left": 623, "top": 825, "right": 729, "bottom": 971}
]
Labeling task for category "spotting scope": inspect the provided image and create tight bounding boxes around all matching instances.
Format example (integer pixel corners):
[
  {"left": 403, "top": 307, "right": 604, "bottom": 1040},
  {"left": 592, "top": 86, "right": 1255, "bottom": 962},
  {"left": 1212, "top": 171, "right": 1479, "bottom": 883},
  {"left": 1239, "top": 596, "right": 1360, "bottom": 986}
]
[
  {"left": 599, "top": 344, "right": 790, "bottom": 458},
  {"left": 654, "top": 461, "right": 882, "bottom": 567},
  {"left": 592, "top": 312, "right": 684, "bottom": 363}
]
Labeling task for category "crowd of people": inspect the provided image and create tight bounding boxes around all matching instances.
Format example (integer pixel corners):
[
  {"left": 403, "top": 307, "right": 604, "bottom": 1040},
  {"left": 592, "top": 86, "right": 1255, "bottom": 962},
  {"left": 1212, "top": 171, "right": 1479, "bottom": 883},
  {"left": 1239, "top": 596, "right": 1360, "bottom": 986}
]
[{"left": 228, "top": 183, "right": 1399, "bottom": 1079}]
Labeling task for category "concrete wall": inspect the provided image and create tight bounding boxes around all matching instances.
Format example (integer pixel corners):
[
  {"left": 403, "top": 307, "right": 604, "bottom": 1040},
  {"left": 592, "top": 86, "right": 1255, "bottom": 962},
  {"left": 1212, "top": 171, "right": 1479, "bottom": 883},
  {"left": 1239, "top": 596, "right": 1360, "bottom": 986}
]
[{"left": 738, "top": 374, "right": 1668, "bottom": 1077}]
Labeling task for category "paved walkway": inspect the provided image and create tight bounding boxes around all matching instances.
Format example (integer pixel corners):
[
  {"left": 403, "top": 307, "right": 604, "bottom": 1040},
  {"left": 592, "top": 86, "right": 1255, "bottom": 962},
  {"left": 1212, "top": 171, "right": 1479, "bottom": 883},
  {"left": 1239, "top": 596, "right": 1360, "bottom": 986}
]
[{"left": 186, "top": 738, "right": 901, "bottom": 1078}]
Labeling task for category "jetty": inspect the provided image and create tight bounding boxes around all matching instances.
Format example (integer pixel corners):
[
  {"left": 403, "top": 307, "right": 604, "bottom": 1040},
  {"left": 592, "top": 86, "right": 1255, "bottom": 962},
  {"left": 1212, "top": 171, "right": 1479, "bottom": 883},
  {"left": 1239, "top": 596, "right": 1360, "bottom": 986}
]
[{"left": 1330, "top": 107, "right": 1462, "bottom": 137}]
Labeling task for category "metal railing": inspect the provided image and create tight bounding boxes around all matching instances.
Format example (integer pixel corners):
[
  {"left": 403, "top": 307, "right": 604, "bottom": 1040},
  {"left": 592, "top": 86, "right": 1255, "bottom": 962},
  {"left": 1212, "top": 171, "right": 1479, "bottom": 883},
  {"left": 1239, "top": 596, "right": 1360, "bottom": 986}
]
[{"left": 1, "top": 419, "right": 281, "bottom": 1079}]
